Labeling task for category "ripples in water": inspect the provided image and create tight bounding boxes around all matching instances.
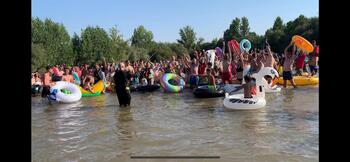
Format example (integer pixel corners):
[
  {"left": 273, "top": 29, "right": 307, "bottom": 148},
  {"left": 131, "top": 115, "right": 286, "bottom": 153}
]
[{"left": 32, "top": 86, "right": 318, "bottom": 161}]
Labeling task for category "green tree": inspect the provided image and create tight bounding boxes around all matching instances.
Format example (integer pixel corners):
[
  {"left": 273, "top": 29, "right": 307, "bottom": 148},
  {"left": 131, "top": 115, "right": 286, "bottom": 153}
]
[
  {"left": 131, "top": 25, "right": 155, "bottom": 50},
  {"left": 224, "top": 17, "right": 241, "bottom": 42},
  {"left": 80, "top": 26, "right": 112, "bottom": 64},
  {"left": 31, "top": 17, "right": 74, "bottom": 66},
  {"left": 149, "top": 43, "right": 176, "bottom": 61},
  {"left": 240, "top": 17, "right": 250, "bottom": 37},
  {"left": 177, "top": 26, "right": 197, "bottom": 54},
  {"left": 167, "top": 43, "right": 187, "bottom": 57},
  {"left": 32, "top": 43, "right": 48, "bottom": 70},
  {"left": 71, "top": 33, "right": 82, "bottom": 64},
  {"left": 109, "top": 26, "right": 129, "bottom": 61},
  {"left": 128, "top": 47, "right": 149, "bottom": 61},
  {"left": 272, "top": 16, "right": 284, "bottom": 31}
]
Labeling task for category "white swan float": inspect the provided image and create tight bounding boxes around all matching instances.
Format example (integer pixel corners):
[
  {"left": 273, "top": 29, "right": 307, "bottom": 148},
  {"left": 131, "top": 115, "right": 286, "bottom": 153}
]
[
  {"left": 223, "top": 67, "right": 279, "bottom": 110},
  {"left": 48, "top": 81, "right": 82, "bottom": 103},
  {"left": 264, "top": 80, "right": 281, "bottom": 93}
]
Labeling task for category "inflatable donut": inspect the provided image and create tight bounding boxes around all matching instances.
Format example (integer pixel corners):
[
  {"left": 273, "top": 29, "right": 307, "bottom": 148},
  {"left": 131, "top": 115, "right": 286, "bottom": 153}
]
[
  {"left": 240, "top": 39, "right": 251, "bottom": 52},
  {"left": 160, "top": 73, "right": 185, "bottom": 93},
  {"left": 49, "top": 81, "right": 82, "bottom": 103}
]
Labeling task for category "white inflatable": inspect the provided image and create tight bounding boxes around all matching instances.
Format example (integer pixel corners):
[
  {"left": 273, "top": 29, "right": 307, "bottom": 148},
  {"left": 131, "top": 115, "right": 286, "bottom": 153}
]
[
  {"left": 49, "top": 81, "right": 82, "bottom": 103},
  {"left": 206, "top": 50, "right": 215, "bottom": 68},
  {"left": 264, "top": 80, "right": 281, "bottom": 93},
  {"left": 223, "top": 67, "right": 279, "bottom": 110}
]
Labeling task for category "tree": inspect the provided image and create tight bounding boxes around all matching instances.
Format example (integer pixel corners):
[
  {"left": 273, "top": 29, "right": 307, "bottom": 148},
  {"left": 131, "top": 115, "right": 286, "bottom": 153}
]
[
  {"left": 224, "top": 17, "right": 241, "bottom": 42},
  {"left": 71, "top": 33, "right": 82, "bottom": 64},
  {"left": 31, "top": 17, "right": 73, "bottom": 65},
  {"left": 272, "top": 17, "right": 284, "bottom": 31},
  {"left": 32, "top": 43, "right": 48, "bottom": 70},
  {"left": 168, "top": 43, "right": 187, "bottom": 57},
  {"left": 128, "top": 46, "right": 149, "bottom": 61},
  {"left": 131, "top": 25, "right": 155, "bottom": 50},
  {"left": 177, "top": 26, "right": 197, "bottom": 54},
  {"left": 80, "top": 26, "right": 112, "bottom": 65},
  {"left": 109, "top": 26, "right": 129, "bottom": 61},
  {"left": 149, "top": 43, "right": 176, "bottom": 61},
  {"left": 240, "top": 17, "right": 250, "bottom": 37}
]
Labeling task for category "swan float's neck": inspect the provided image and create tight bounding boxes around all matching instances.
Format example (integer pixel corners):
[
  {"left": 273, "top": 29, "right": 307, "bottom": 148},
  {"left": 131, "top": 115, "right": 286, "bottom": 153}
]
[{"left": 251, "top": 73, "right": 266, "bottom": 99}]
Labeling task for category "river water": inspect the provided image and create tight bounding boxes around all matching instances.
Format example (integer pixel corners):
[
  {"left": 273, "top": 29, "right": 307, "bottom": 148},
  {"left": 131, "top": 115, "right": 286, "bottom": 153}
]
[{"left": 32, "top": 86, "right": 318, "bottom": 162}]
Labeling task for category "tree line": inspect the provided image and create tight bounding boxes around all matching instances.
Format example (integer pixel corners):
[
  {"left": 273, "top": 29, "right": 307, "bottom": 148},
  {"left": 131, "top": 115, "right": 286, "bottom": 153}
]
[{"left": 32, "top": 15, "right": 318, "bottom": 70}]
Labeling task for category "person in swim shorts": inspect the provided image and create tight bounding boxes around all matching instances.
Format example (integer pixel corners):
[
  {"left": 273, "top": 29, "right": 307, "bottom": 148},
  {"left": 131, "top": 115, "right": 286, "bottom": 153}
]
[{"left": 282, "top": 41, "right": 297, "bottom": 88}]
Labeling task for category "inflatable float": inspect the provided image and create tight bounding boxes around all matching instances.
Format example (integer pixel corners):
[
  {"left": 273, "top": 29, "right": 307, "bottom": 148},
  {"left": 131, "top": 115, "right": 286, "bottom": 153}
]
[
  {"left": 48, "top": 81, "right": 82, "bottom": 103},
  {"left": 193, "top": 85, "right": 225, "bottom": 98},
  {"left": 240, "top": 39, "right": 251, "bottom": 52},
  {"left": 229, "top": 39, "right": 240, "bottom": 54},
  {"left": 292, "top": 35, "right": 314, "bottom": 53},
  {"left": 129, "top": 84, "right": 161, "bottom": 92},
  {"left": 79, "top": 80, "right": 104, "bottom": 97},
  {"left": 274, "top": 76, "right": 319, "bottom": 86},
  {"left": 263, "top": 78, "right": 281, "bottom": 93},
  {"left": 223, "top": 67, "right": 279, "bottom": 110},
  {"left": 215, "top": 47, "right": 223, "bottom": 58},
  {"left": 160, "top": 73, "right": 185, "bottom": 93},
  {"left": 206, "top": 50, "right": 216, "bottom": 68}
]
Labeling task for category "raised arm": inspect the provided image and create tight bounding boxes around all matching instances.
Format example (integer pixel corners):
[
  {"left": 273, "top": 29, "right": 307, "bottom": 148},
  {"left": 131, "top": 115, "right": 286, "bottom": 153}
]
[
  {"left": 227, "top": 42, "right": 232, "bottom": 62},
  {"left": 239, "top": 52, "right": 245, "bottom": 66},
  {"left": 284, "top": 41, "right": 293, "bottom": 56}
]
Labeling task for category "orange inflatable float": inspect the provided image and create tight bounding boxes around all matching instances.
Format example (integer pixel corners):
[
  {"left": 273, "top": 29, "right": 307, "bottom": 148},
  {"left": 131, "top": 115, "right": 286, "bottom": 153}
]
[{"left": 292, "top": 35, "right": 314, "bottom": 53}]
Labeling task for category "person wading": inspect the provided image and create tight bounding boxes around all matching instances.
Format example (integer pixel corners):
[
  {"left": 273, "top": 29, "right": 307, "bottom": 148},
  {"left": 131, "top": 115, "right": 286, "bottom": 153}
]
[{"left": 114, "top": 62, "right": 131, "bottom": 107}]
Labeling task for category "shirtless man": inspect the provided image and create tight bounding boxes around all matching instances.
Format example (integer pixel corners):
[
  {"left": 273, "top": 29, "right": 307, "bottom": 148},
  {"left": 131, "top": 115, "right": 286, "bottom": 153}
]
[
  {"left": 282, "top": 41, "right": 297, "bottom": 88},
  {"left": 184, "top": 55, "right": 199, "bottom": 88},
  {"left": 125, "top": 60, "right": 135, "bottom": 75},
  {"left": 42, "top": 66, "right": 56, "bottom": 98}
]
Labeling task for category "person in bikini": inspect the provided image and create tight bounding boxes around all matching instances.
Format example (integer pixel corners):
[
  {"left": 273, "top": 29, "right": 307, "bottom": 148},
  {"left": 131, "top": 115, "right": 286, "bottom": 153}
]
[
  {"left": 62, "top": 68, "right": 74, "bottom": 83},
  {"left": 83, "top": 77, "right": 95, "bottom": 94}
]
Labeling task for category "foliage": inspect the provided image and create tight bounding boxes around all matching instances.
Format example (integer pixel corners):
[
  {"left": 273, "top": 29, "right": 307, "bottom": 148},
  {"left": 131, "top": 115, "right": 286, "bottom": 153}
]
[{"left": 177, "top": 26, "right": 197, "bottom": 54}]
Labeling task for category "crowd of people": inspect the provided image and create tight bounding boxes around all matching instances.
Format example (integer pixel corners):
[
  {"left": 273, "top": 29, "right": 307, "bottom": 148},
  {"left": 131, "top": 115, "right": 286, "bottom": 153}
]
[{"left": 32, "top": 40, "right": 319, "bottom": 103}]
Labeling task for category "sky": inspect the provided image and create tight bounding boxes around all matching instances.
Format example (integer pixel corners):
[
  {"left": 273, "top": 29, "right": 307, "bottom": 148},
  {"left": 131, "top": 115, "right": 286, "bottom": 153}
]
[{"left": 32, "top": 0, "right": 318, "bottom": 43}]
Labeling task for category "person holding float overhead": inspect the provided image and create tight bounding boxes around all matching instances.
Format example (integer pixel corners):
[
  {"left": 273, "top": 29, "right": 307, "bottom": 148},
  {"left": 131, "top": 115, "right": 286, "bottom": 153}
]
[
  {"left": 114, "top": 62, "right": 131, "bottom": 107},
  {"left": 282, "top": 41, "right": 298, "bottom": 88}
]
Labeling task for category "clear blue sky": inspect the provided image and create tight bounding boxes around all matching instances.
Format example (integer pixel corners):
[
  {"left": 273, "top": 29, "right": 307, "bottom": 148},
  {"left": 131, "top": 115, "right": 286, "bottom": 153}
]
[{"left": 32, "top": 0, "right": 318, "bottom": 43}]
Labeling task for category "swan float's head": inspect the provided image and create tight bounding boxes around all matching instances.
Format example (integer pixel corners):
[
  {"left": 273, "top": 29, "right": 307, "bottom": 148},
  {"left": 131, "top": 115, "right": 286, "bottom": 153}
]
[{"left": 252, "top": 67, "right": 279, "bottom": 81}]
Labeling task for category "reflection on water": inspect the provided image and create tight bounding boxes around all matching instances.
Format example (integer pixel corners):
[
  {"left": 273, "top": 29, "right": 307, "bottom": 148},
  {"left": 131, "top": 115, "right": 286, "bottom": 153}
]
[{"left": 32, "top": 86, "right": 318, "bottom": 161}]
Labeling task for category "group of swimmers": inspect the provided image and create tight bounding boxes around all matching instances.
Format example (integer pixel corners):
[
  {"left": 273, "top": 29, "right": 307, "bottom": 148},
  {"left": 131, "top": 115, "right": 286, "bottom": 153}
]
[{"left": 32, "top": 39, "right": 319, "bottom": 102}]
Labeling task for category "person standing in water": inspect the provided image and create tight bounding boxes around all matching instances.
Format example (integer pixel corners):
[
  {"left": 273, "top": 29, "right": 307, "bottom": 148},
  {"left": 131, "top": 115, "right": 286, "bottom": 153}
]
[
  {"left": 114, "top": 62, "right": 131, "bottom": 107},
  {"left": 309, "top": 40, "right": 319, "bottom": 76},
  {"left": 42, "top": 66, "right": 56, "bottom": 98},
  {"left": 282, "top": 41, "right": 297, "bottom": 88}
]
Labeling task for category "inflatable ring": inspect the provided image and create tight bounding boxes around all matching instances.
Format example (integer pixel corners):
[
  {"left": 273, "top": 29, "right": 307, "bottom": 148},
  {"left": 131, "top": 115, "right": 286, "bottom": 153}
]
[
  {"left": 49, "top": 81, "right": 82, "bottom": 103},
  {"left": 292, "top": 35, "right": 314, "bottom": 53},
  {"left": 240, "top": 39, "right": 251, "bottom": 52},
  {"left": 160, "top": 73, "right": 185, "bottom": 93}
]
